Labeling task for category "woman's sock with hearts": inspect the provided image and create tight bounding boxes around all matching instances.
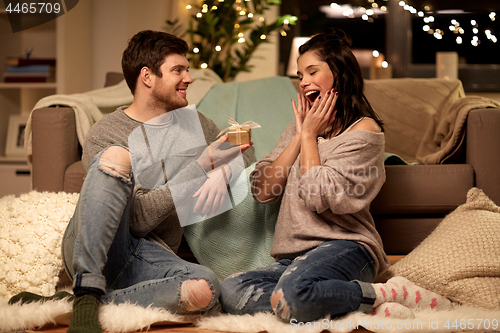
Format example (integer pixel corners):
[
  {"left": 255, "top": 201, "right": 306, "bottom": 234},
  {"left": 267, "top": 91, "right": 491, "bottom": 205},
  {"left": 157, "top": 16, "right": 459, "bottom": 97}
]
[
  {"left": 372, "top": 276, "right": 453, "bottom": 311},
  {"left": 372, "top": 302, "right": 415, "bottom": 319}
]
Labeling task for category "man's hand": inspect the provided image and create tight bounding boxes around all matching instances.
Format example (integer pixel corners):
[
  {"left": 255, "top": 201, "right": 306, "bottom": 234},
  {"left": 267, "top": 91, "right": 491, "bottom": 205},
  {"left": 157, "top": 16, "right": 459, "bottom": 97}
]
[
  {"left": 192, "top": 165, "right": 232, "bottom": 216},
  {"left": 197, "top": 133, "right": 252, "bottom": 172}
]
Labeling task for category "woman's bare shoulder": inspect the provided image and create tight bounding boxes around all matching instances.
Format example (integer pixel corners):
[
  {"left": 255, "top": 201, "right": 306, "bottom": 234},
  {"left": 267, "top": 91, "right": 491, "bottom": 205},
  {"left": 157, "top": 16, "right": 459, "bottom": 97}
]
[{"left": 350, "top": 118, "right": 382, "bottom": 133}]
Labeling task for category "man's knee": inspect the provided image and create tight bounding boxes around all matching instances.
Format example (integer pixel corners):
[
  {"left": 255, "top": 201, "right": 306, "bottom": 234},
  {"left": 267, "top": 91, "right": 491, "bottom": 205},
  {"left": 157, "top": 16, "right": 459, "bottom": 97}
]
[
  {"left": 99, "top": 146, "right": 131, "bottom": 179},
  {"left": 180, "top": 279, "right": 214, "bottom": 312}
]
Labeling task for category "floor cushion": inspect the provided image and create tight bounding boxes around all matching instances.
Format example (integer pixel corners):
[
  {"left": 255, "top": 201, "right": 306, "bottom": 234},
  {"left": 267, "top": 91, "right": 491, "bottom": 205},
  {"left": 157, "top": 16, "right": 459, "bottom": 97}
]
[{"left": 387, "top": 187, "right": 500, "bottom": 310}]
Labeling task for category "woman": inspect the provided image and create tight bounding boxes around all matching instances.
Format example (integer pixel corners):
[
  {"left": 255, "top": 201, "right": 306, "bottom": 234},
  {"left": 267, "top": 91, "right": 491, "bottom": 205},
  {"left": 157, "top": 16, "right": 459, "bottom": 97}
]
[{"left": 219, "top": 28, "right": 452, "bottom": 322}]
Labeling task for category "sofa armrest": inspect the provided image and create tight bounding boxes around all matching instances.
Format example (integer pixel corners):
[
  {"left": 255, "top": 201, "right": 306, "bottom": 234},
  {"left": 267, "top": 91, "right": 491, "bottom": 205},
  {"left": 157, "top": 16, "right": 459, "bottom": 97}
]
[
  {"left": 466, "top": 107, "right": 500, "bottom": 205},
  {"left": 31, "top": 107, "right": 81, "bottom": 192}
]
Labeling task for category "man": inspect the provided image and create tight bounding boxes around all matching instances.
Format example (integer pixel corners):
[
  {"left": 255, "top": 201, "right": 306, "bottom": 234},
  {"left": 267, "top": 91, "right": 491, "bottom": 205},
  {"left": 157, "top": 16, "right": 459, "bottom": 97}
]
[{"left": 10, "top": 30, "right": 254, "bottom": 333}]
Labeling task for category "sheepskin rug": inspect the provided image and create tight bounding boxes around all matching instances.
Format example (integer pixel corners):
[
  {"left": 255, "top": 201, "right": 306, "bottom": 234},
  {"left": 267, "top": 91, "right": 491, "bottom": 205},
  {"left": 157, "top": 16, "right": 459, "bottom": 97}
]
[
  {"left": 1, "top": 191, "right": 500, "bottom": 332},
  {"left": 1, "top": 297, "right": 500, "bottom": 333}
]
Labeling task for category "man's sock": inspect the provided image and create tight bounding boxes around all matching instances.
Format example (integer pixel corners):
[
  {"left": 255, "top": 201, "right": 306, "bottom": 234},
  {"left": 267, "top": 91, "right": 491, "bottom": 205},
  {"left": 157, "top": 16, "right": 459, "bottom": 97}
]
[
  {"left": 8, "top": 291, "right": 74, "bottom": 305},
  {"left": 67, "top": 294, "right": 102, "bottom": 333},
  {"left": 372, "top": 276, "right": 453, "bottom": 311}
]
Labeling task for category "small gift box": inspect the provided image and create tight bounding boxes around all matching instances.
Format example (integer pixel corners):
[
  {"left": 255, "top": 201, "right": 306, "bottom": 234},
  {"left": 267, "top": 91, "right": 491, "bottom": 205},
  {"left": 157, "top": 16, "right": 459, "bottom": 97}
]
[{"left": 219, "top": 118, "right": 261, "bottom": 145}]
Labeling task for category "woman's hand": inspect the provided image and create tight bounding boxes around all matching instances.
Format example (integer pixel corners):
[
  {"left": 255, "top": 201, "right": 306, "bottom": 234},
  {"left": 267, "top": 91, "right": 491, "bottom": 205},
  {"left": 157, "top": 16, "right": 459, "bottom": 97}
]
[
  {"left": 291, "top": 92, "right": 309, "bottom": 138},
  {"left": 193, "top": 165, "right": 231, "bottom": 216},
  {"left": 301, "top": 89, "right": 338, "bottom": 140}
]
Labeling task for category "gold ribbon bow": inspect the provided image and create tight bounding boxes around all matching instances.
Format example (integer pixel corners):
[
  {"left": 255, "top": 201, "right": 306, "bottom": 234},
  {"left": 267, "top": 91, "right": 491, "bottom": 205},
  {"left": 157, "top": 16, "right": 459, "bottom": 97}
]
[{"left": 218, "top": 117, "right": 261, "bottom": 137}]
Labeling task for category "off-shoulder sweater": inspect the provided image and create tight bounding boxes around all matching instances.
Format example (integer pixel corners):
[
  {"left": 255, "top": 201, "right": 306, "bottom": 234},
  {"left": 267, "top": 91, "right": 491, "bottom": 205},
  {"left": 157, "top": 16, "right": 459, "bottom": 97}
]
[{"left": 250, "top": 122, "right": 390, "bottom": 275}]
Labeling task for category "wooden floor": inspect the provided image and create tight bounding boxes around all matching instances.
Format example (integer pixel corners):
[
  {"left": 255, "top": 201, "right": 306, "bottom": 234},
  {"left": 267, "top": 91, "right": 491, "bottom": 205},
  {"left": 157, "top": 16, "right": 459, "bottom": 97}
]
[{"left": 31, "top": 324, "right": 372, "bottom": 333}]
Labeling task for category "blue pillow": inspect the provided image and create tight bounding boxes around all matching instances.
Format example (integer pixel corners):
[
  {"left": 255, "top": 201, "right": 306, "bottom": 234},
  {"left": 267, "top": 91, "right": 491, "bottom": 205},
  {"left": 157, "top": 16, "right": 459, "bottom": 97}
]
[{"left": 183, "top": 163, "right": 280, "bottom": 280}]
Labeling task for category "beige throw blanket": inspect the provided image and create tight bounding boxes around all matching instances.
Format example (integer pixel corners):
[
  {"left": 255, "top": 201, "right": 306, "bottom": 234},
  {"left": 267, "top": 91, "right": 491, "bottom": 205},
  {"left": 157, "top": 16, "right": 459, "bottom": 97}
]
[{"left": 416, "top": 96, "right": 500, "bottom": 164}]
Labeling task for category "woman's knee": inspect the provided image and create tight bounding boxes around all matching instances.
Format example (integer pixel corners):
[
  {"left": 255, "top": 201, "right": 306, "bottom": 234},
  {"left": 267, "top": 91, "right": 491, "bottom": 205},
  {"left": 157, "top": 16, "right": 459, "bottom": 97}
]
[{"left": 99, "top": 146, "right": 132, "bottom": 180}]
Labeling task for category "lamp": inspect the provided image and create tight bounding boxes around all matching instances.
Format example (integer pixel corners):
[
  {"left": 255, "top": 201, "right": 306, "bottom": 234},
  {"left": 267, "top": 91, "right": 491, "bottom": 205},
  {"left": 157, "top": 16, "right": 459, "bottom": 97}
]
[
  {"left": 286, "top": 37, "right": 310, "bottom": 77},
  {"left": 436, "top": 52, "right": 458, "bottom": 81}
]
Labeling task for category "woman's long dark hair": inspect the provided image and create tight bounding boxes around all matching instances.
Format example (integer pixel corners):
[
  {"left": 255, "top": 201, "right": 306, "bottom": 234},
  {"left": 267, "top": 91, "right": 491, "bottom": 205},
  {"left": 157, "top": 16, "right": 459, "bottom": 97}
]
[{"left": 298, "top": 28, "right": 384, "bottom": 134}]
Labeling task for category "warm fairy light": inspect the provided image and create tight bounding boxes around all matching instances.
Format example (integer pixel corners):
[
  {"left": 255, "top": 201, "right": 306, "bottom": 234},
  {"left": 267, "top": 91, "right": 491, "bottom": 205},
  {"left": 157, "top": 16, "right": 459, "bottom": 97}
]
[
  {"left": 196, "top": 13, "right": 202, "bottom": 18},
  {"left": 284, "top": 19, "right": 290, "bottom": 24},
  {"left": 373, "top": 50, "right": 380, "bottom": 57},
  {"left": 234, "top": 23, "right": 240, "bottom": 28},
  {"left": 260, "top": 34, "right": 266, "bottom": 40},
  {"left": 398, "top": 1, "right": 405, "bottom": 6},
  {"left": 201, "top": 63, "right": 208, "bottom": 69},
  {"left": 366, "top": 9, "right": 374, "bottom": 15},
  {"left": 248, "top": 13, "right": 253, "bottom": 18},
  {"left": 193, "top": 47, "right": 200, "bottom": 53},
  {"left": 212, "top": 5, "right": 218, "bottom": 10},
  {"left": 423, "top": 25, "right": 430, "bottom": 32},
  {"left": 186, "top": 5, "right": 192, "bottom": 9},
  {"left": 473, "top": 28, "right": 479, "bottom": 34},
  {"left": 280, "top": 30, "right": 287, "bottom": 36},
  {"left": 380, "top": 6, "right": 387, "bottom": 11},
  {"left": 490, "top": 12, "right": 496, "bottom": 21},
  {"left": 471, "top": 20, "right": 477, "bottom": 26},
  {"left": 238, "top": 37, "right": 245, "bottom": 43},
  {"left": 382, "top": 61, "right": 389, "bottom": 68},
  {"left": 456, "top": 36, "right": 462, "bottom": 44},
  {"left": 362, "top": 14, "right": 369, "bottom": 20},
  {"left": 259, "top": 17, "right": 265, "bottom": 22},
  {"left": 330, "top": 3, "right": 340, "bottom": 9},
  {"left": 215, "top": 45, "right": 221, "bottom": 51},
  {"left": 238, "top": 32, "right": 244, "bottom": 37},
  {"left": 418, "top": 11, "right": 424, "bottom": 17}
]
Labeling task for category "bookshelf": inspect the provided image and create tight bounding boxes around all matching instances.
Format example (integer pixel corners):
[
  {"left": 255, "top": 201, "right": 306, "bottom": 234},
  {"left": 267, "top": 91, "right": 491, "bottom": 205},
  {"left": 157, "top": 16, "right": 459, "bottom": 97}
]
[{"left": 0, "top": 3, "right": 91, "bottom": 196}]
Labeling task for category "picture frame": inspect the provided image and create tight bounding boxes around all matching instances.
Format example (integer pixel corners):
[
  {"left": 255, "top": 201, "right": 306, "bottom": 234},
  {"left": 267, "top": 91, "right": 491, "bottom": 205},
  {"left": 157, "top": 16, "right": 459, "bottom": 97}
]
[{"left": 5, "top": 114, "right": 28, "bottom": 157}]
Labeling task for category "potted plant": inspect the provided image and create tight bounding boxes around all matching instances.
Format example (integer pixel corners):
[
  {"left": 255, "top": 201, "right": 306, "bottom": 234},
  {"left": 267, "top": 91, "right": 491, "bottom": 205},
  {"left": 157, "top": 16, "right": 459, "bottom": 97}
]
[{"left": 167, "top": 0, "right": 297, "bottom": 82}]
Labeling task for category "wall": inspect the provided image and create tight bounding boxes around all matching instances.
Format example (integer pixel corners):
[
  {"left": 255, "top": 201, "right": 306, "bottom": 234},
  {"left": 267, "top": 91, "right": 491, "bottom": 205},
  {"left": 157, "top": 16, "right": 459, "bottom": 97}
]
[
  {"left": 90, "top": 0, "right": 179, "bottom": 90},
  {"left": 84, "top": 0, "right": 279, "bottom": 90}
]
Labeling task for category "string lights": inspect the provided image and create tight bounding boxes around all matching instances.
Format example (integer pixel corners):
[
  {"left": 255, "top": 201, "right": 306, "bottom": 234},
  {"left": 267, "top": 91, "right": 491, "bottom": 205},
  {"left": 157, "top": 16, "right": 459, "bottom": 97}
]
[
  {"left": 168, "top": 0, "right": 297, "bottom": 81},
  {"left": 326, "top": 1, "right": 497, "bottom": 47},
  {"left": 397, "top": 1, "right": 497, "bottom": 46}
]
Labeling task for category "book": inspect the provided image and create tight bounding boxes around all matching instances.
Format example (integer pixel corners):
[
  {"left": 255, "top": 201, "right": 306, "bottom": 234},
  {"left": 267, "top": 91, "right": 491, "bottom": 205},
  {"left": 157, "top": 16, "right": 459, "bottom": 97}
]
[
  {"left": 6, "top": 64, "right": 52, "bottom": 73},
  {"left": 4, "top": 76, "right": 48, "bottom": 83},
  {"left": 6, "top": 57, "right": 56, "bottom": 67}
]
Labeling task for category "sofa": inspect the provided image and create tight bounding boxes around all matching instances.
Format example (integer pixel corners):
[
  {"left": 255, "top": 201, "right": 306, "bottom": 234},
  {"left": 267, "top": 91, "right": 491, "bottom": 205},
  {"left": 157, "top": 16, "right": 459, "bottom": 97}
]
[{"left": 29, "top": 72, "right": 500, "bottom": 258}]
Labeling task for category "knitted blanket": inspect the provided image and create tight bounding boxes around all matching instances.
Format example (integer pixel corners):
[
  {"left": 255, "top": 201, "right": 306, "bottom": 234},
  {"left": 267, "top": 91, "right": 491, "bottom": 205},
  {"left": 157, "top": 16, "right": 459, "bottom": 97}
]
[{"left": 416, "top": 96, "right": 500, "bottom": 164}]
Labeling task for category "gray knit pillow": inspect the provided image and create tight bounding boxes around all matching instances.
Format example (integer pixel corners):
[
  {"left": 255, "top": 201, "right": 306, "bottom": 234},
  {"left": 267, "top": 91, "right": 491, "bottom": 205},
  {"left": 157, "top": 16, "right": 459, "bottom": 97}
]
[{"left": 388, "top": 187, "right": 500, "bottom": 310}]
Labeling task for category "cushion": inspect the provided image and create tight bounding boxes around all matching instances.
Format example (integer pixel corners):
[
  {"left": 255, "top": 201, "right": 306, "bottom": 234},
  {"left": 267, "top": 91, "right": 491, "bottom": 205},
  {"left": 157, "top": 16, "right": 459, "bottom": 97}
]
[
  {"left": 0, "top": 191, "right": 78, "bottom": 298},
  {"left": 387, "top": 187, "right": 500, "bottom": 310},
  {"left": 183, "top": 163, "right": 280, "bottom": 280}
]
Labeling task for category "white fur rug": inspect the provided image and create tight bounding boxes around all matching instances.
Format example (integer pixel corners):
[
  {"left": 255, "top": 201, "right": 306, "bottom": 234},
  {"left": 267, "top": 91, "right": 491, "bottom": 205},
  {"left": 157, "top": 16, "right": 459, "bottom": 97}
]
[
  {"left": 2, "top": 193, "right": 500, "bottom": 332},
  {"left": 1, "top": 297, "right": 499, "bottom": 333}
]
